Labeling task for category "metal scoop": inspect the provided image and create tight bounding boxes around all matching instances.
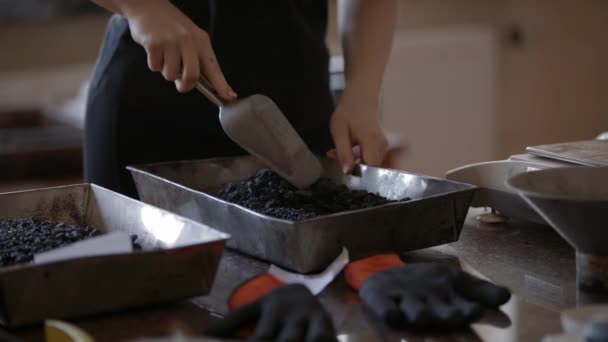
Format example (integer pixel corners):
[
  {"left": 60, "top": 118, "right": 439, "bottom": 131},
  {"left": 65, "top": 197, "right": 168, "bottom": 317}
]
[{"left": 195, "top": 80, "right": 323, "bottom": 189}]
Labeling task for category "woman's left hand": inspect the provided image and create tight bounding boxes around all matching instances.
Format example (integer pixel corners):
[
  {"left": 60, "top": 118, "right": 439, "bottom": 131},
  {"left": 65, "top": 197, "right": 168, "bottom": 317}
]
[{"left": 330, "top": 96, "right": 388, "bottom": 174}]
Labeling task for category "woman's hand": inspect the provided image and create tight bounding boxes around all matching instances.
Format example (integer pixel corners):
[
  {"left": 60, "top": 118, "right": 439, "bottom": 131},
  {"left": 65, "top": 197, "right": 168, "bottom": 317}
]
[
  {"left": 333, "top": 0, "right": 397, "bottom": 173},
  {"left": 330, "top": 95, "right": 388, "bottom": 173},
  {"left": 118, "top": 0, "right": 236, "bottom": 98}
]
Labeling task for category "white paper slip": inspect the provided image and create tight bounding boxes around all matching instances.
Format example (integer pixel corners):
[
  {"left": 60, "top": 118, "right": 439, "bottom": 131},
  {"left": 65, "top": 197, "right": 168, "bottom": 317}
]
[
  {"left": 34, "top": 232, "right": 133, "bottom": 264},
  {"left": 268, "top": 247, "right": 350, "bottom": 295}
]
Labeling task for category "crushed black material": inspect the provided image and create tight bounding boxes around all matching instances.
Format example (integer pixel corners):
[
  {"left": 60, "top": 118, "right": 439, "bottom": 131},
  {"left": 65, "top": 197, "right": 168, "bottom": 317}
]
[
  {"left": 0, "top": 217, "right": 141, "bottom": 267},
  {"left": 216, "top": 169, "right": 408, "bottom": 221}
]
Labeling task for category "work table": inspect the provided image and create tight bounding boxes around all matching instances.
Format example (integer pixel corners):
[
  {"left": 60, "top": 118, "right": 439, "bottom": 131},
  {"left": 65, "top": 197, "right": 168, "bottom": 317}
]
[{"left": 14, "top": 208, "right": 597, "bottom": 341}]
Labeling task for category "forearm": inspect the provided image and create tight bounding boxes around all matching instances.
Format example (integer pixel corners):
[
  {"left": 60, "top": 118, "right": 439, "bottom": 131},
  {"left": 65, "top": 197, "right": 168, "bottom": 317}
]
[
  {"left": 338, "top": 0, "right": 398, "bottom": 104},
  {"left": 90, "top": 0, "right": 165, "bottom": 16}
]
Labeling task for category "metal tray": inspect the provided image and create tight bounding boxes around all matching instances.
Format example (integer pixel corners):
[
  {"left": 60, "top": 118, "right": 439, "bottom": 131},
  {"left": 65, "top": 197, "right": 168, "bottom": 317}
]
[
  {"left": 0, "top": 184, "right": 228, "bottom": 328},
  {"left": 128, "top": 156, "right": 476, "bottom": 273}
]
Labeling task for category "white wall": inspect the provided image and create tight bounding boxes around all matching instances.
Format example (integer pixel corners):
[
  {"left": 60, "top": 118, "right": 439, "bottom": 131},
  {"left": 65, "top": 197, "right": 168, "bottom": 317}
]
[{"left": 382, "top": 28, "right": 498, "bottom": 176}]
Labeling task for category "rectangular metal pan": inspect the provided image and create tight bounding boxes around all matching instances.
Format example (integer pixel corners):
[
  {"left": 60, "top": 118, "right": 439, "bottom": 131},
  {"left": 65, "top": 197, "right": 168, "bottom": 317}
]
[
  {"left": 0, "top": 184, "right": 228, "bottom": 327},
  {"left": 129, "top": 156, "right": 476, "bottom": 273}
]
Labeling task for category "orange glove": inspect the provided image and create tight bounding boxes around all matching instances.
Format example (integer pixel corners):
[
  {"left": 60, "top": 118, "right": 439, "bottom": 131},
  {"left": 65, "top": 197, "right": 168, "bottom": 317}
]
[
  {"left": 229, "top": 253, "right": 406, "bottom": 308},
  {"left": 228, "top": 273, "right": 285, "bottom": 310},
  {"left": 343, "top": 253, "right": 405, "bottom": 290}
]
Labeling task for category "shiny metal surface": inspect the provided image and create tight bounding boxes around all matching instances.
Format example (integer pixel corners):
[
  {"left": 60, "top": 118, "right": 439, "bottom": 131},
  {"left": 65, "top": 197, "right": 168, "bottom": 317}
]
[
  {"left": 0, "top": 184, "right": 228, "bottom": 328},
  {"left": 446, "top": 160, "right": 556, "bottom": 225},
  {"left": 505, "top": 167, "right": 608, "bottom": 254},
  {"left": 506, "top": 167, "right": 608, "bottom": 293},
  {"left": 527, "top": 140, "right": 608, "bottom": 167},
  {"left": 195, "top": 79, "right": 223, "bottom": 108},
  {"left": 128, "top": 156, "right": 476, "bottom": 273},
  {"left": 195, "top": 79, "right": 323, "bottom": 189}
]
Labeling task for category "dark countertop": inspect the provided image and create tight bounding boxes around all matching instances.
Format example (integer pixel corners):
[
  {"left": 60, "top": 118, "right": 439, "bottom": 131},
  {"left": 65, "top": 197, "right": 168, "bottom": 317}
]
[{"left": 13, "top": 208, "right": 605, "bottom": 341}]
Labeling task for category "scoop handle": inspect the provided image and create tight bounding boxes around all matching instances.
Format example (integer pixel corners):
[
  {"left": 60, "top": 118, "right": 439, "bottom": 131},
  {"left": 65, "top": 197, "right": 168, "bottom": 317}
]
[{"left": 195, "top": 78, "right": 223, "bottom": 108}]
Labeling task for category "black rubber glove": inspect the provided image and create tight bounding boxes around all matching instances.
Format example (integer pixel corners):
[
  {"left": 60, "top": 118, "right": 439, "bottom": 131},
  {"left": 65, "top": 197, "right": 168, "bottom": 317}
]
[
  {"left": 205, "top": 284, "right": 338, "bottom": 342},
  {"left": 359, "top": 263, "right": 511, "bottom": 331}
]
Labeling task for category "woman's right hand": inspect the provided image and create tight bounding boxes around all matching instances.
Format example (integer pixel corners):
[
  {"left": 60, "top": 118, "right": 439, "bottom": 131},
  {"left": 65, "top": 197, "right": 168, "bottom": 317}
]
[{"left": 118, "top": 0, "right": 237, "bottom": 99}]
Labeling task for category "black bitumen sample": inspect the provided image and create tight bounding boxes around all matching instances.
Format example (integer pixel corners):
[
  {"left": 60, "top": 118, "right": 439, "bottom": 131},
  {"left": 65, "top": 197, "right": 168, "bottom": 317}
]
[
  {"left": 217, "top": 169, "right": 408, "bottom": 221},
  {"left": 0, "top": 217, "right": 141, "bottom": 267}
]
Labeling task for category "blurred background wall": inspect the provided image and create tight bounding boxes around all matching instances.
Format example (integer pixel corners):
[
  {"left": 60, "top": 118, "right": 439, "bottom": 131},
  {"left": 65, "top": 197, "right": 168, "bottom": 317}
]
[
  {"left": 1, "top": 0, "right": 607, "bottom": 192},
  {"left": 329, "top": 0, "right": 608, "bottom": 176}
]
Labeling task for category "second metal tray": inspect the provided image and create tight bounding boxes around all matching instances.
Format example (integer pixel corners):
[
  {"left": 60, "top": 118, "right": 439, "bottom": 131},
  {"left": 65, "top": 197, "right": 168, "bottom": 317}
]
[
  {"left": 129, "top": 156, "right": 476, "bottom": 273},
  {"left": 0, "top": 184, "right": 228, "bottom": 327}
]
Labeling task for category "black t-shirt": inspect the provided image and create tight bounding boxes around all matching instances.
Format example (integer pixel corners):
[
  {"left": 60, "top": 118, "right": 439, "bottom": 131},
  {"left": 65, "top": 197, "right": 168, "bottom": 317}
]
[
  {"left": 172, "top": 0, "right": 328, "bottom": 40},
  {"left": 93, "top": 0, "right": 333, "bottom": 143},
  {"left": 85, "top": 0, "right": 334, "bottom": 197},
  {"left": 182, "top": 0, "right": 333, "bottom": 134},
  {"left": 192, "top": 0, "right": 332, "bottom": 111}
]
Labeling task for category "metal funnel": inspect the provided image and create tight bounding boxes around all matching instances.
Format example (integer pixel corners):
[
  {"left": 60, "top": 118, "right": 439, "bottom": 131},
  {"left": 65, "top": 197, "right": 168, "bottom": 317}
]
[{"left": 506, "top": 166, "right": 608, "bottom": 293}]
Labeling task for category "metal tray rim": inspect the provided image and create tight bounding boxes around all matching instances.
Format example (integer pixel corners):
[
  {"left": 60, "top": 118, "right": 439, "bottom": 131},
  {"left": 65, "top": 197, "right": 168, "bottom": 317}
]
[
  {"left": 0, "top": 237, "right": 228, "bottom": 275},
  {"left": 128, "top": 157, "right": 478, "bottom": 223},
  {"left": 0, "top": 183, "right": 86, "bottom": 196},
  {"left": 0, "top": 183, "right": 230, "bottom": 273}
]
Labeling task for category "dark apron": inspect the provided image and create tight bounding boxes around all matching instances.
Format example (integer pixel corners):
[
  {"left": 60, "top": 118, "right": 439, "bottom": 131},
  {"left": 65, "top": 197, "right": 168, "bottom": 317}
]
[{"left": 84, "top": 0, "right": 334, "bottom": 198}]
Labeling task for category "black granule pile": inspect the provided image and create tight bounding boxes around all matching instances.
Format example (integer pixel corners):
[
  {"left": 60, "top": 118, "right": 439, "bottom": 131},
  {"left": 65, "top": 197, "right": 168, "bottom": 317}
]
[
  {"left": 216, "top": 169, "right": 408, "bottom": 221},
  {"left": 0, "top": 217, "right": 141, "bottom": 267}
]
